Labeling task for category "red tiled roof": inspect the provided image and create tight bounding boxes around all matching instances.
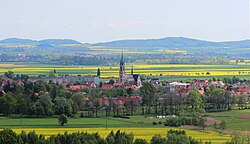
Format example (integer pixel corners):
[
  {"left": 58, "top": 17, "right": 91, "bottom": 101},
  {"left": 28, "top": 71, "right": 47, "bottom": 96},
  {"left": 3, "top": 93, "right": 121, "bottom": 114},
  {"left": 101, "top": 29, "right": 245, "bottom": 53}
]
[
  {"left": 238, "top": 87, "right": 250, "bottom": 93},
  {"left": 69, "top": 85, "right": 85, "bottom": 90},
  {"left": 113, "top": 82, "right": 122, "bottom": 87},
  {"left": 113, "top": 99, "right": 124, "bottom": 106},
  {"left": 125, "top": 85, "right": 137, "bottom": 89},
  {"left": 100, "top": 97, "right": 109, "bottom": 102},
  {"left": 101, "top": 84, "right": 113, "bottom": 89},
  {"left": 84, "top": 81, "right": 96, "bottom": 87}
]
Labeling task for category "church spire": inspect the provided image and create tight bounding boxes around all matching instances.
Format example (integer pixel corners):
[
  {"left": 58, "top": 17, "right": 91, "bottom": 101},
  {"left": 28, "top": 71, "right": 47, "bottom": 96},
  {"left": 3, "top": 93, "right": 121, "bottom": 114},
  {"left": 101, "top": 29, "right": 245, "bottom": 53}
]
[
  {"left": 120, "top": 49, "right": 124, "bottom": 65},
  {"left": 119, "top": 49, "right": 125, "bottom": 83},
  {"left": 131, "top": 66, "right": 134, "bottom": 75}
]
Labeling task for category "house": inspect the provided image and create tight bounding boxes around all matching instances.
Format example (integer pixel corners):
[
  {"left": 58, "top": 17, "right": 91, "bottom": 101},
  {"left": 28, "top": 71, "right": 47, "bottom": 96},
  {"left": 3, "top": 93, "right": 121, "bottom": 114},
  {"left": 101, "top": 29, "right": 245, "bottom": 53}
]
[
  {"left": 101, "top": 84, "right": 114, "bottom": 89},
  {"left": 84, "top": 81, "right": 97, "bottom": 88},
  {"left": 124, "top": 85, "right": 137, "bottom": 89},
  {"left": 113, "top": 82, "right": 123, "bottom": 87},
  {"left": 169, "top": 82, "right": 189, "bottom": 87},
  {"left": 29, "top": 75, "right": 99, "bottom": 84},
  {"left": 210, "top": 81, "right": 225, "bottom": 87},
  {"left": 69, "top": 85, "right": 85, "bottom": 91}
]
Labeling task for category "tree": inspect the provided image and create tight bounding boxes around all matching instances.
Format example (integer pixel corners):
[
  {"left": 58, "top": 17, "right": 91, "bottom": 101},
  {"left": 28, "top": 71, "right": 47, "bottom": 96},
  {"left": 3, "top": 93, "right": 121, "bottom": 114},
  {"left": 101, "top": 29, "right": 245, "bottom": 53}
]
[
  {"left": 134, "top": 138, "right": 148, "bottom": 144},
  {"left": 58, "top": 114, "right": 68, "bottom": 126},
  {"left": 0, "top": 93, "right": 17, "bottom": 116},
  {"left": 150, "top": 134, "right": 167, "bottom": 144},
  {"left": 4, "top": 70, "right": 14, "bottom": 79},
  {"left": 97, "top": 68, "right": 101, "bottom": 77},
  {"left": 226, "top": 134, "right": 250, "bottom": 144},
  {"left": 15, "top": 93, "right": 28, "bottom": 114},
  {"left": 166, "top": 129, "right": 202, "bottom": 144},
  {"left": 187, "top": 89, "right": 204, "bottom": 113},
  {"left": 54, "top": 96, "right": 72, "bottom": 116},
  {"left": 36, "top": 94, "right": 54, "bottom": 116},
  {"left": 140, "top": 82, "right": 156, "bottom": 114},
  {"left": 219, "top": 120, "right": 226, "bottom": 130},
  {"left": 109, "top": 79, "right": 115, "bottom": 85},
  {"left": 71, "top": 93, "right": 85, "bottom": 113},
  {"left": 197, "top": 117, "right": 207, "bottom": 130},
  {"left": 93, "top": 99, "right": 101, "bottom": 117},
  {"left": 0, "top": 129, "right": 22, "bottom": 144}
]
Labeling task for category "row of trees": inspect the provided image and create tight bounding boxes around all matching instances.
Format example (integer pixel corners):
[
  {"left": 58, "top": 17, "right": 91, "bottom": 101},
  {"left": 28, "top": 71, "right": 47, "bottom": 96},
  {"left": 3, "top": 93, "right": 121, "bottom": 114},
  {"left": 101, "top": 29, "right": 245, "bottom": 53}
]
[
  {"left": 140, "top": 82, "right": 249, "bottom": 116},
  {"left": 0, "top": 81, "right": 249, "bottom": 117},
  {"left": 0, "top": 129, "right": 207, "bottom": 144}
]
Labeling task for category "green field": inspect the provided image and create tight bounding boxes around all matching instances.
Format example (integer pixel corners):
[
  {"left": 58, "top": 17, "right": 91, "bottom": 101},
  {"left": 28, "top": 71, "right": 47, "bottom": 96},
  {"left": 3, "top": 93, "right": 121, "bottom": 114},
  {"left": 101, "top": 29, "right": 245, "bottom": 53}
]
[
  {"left": 0, "top": 116, "right": 231, "bottom": 143},
  {"left": 208, "top": 109, "right": 250, "bottom": 131},
  {"left": 0, "top": 62, "right": 250, "bottom": 80},
  {"left": 1, "top": 110, "right": 249, "bottom": 143}
]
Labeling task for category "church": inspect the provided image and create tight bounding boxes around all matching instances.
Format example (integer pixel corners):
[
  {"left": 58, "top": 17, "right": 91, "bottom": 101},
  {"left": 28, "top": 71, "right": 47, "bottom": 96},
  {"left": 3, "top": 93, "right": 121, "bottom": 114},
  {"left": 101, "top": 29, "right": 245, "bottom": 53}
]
[{"left": 118, "top": 51, "right": 142, "bottom": 87}]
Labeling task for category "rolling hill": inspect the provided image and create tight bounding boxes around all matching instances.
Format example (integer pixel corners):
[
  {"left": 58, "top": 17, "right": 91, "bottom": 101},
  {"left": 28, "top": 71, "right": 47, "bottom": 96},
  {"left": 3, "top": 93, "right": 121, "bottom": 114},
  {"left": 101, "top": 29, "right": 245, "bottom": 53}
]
[{"left": 93, "top": 37, "right": 250, "bottom": 49}]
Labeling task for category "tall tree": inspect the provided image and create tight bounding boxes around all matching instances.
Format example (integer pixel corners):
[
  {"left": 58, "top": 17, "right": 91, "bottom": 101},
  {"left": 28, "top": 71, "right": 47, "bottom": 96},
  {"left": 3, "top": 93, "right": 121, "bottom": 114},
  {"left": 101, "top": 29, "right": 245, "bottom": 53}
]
[
  {"left": 139, "top": 82, "right": 156, "bottom": 114},
  {"left": 97, "top": 68, "right": 101, "bottom": 77},
  {"left": 0, "top": 93, "right": 17, "bottom": 116},
  {"left": 187, "top": 89, "right": 204, "bottom": 113}
]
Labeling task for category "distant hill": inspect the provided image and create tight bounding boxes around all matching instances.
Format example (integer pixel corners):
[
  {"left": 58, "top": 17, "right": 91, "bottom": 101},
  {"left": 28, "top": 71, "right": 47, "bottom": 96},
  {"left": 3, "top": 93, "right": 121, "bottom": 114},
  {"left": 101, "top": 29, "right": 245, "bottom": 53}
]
[
  {"left": 38, "top": 39, "right": 82, "bottom": 45},
  {"left": 0, "top": 38, "right": 82, "bottom": 45},
  {"left": 0, "top": 38, "right": 89, "bottom": 53},
  {"left": 0, "top": 38, "right": 36, "bottom": 44},
  {"left": 93, "top": 37, "right": 250, "bottom": 49}
]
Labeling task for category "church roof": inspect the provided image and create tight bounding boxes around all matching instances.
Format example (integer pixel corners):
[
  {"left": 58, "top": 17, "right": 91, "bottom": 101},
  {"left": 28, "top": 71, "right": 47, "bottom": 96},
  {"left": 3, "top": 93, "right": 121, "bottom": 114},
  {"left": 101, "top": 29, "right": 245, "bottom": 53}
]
[{"left": 132, "top": 74, "right": 139, "bottom": 82}]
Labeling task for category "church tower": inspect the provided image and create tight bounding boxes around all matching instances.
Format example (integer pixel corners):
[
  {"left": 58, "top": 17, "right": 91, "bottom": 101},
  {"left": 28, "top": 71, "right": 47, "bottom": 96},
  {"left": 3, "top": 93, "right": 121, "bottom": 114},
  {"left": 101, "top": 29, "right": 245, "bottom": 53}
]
[{"left": 119, "top": 50, "right": 125, "bottom": 83}]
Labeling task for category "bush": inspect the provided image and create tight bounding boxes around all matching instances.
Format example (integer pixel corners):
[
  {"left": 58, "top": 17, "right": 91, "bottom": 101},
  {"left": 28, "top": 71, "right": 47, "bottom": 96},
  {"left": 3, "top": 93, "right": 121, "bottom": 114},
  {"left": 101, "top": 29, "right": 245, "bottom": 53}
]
[
  {"left": 0, "top": 129, "right": 22, "bottom": 144},
  {"left": 153, "top": 122, "right": 157, "bottom": 125},
  {"left": 80, "top": 112, "right": 84, "bottom": 118},
  {"left": 151, "top": 134, "right": 167, "bottom": 144},
  {"left": 165, "top": 117, "right": 181, "bottom": 127},
  {"left": 58, "top": 114, "right": 68, "bottom": 126},
  {"left": 165, "top": 117, "right": 204, "bottom": 127},
  {"left": 120, "top": 116, "right": 130, "bottom": 119},
  {"left": 166, "top": 129, "right": 202, "bottom": 144},
  {"left": 134, "top": 138, "right": 148, "bottom": 144}
]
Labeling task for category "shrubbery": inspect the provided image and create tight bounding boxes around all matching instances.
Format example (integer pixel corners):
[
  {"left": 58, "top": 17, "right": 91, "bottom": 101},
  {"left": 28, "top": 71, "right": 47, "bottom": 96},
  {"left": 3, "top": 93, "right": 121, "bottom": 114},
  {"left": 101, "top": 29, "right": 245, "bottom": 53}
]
[
  {"left": 165, "top": 116, "right": 205, "bottom": 127},
  {"left": 0, "top": 129, "right": 207, "bottom": 144}
]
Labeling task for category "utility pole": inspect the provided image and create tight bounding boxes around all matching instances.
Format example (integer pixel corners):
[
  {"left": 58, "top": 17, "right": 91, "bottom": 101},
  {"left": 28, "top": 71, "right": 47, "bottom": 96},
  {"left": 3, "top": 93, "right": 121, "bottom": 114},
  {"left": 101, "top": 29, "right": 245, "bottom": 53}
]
[
  {"left": 20, "top": 113, "right": 22, "bottom": 128},
  {"left": 105, "top": 106, "right": 108, "bottom": 130}
]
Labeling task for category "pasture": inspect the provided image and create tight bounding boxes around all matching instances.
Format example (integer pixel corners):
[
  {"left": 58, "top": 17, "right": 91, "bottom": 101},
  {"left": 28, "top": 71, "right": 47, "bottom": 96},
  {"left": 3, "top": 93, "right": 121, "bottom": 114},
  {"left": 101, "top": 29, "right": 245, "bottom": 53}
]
[
  {"left": 0, "top": 62, "right": 250, "bottom": 80},
  {"left": 208, "top": 109, "right": 250, "bottom": 131}
]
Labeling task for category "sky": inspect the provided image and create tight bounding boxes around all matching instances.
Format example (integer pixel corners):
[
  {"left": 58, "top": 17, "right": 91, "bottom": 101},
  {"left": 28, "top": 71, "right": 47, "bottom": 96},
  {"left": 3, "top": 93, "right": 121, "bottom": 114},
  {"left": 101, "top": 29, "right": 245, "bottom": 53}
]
[{"left": 0, "top": 0, "right": 249, "bottom": 43}]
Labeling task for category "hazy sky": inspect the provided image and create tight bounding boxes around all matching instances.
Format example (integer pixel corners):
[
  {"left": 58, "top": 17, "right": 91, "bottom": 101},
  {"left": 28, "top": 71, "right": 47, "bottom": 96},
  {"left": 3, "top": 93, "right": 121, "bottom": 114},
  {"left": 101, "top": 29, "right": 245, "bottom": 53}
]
[{"left": 0, "top": 0, "right": 249, "bottom": 43}]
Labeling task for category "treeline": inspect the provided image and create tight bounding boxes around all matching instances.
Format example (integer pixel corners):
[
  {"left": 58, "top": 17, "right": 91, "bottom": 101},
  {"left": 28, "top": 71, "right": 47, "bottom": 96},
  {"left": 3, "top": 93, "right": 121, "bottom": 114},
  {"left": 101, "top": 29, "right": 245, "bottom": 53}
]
[
  {"left": 140, "top": 57, "right": 230, "bottom": 65},
  {"left": 0, "top": 52, "right": 232, "bottom": 66},
  {"left": 0, "top": 78, "right": 140, "bottom": 117},
  {"left": 140, "top": 82, "right": 249, "bottom": 116},
  {"left": 0, "top": 129, "right": 207, "bottom": 144},
  {"left": 0, "top": 79, "right": 249, "bottom": 117}
]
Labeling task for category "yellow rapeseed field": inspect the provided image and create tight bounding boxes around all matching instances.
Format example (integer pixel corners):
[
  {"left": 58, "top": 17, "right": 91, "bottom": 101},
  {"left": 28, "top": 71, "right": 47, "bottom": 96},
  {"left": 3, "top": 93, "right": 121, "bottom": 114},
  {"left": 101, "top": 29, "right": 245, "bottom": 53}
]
[
  {"left": 11, "top": 128, "right": 230, "bottom": 144},
  {"left": 0, "top": 63, "right": 249, "bottom": 78}
]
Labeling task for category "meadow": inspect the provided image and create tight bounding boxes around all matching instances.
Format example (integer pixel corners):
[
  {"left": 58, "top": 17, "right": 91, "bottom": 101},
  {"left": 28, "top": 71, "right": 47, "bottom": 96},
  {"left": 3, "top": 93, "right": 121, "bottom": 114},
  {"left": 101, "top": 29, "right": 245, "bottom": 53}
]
[
  {"left": 0, "top": 62, "right": 250, "bottom": 80},
  {"left": 0, "top": 116, "right": 231, "bottom": 143},
  {"left": 208, "top": 109, "right": 250, "bottom": 131}
]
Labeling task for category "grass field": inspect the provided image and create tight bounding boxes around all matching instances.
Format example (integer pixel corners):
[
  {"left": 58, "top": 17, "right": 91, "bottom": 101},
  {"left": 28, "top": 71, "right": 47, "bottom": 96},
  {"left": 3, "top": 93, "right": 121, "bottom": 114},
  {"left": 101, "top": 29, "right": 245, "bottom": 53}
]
[
  {"left": 0, "top": 116, "right": 231, "bottom": 143},
  {"left": 208, "top": 109, "right": 250, "bottom": 131},
  {"left": 0, "top": 62, "right": 250, "bottom": 80},
  {"left": 1, "top": 110, "right": 250, "bottom": 143}
]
